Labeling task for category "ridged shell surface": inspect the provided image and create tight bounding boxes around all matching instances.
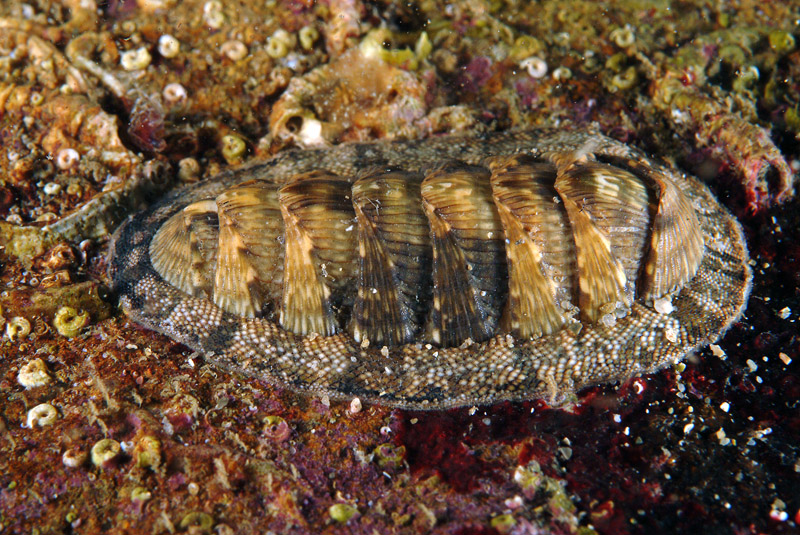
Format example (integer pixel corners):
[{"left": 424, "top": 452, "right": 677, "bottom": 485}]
[{"left": 109, "top": 130, "right": 751, "bottom": 409}]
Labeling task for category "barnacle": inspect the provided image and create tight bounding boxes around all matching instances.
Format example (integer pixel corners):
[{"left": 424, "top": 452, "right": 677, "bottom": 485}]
[
  {"left": 157, "top": 34, "right": 180, "bottom": 58},
  {"left": 56, "top": 148, "right": 80, "bottom": 170},
  {"left": 178, "top": 157, "right": 201, "bottom": 182},
  {"left": 27, "top": 403, "right": 58, "bottom": 427},
  {"left": 262, "top": 415, "right": 290, "bottom": 442},
  {"left": 162, "top": 82, "right": 188, "bottom": 105},
  {"left": 220, "top": 40, "right": 248, "bottom": 61},
  {"left": 510, "top": 35, "right": 544, "bottom": 61},
  {"left": 120, "top": 47, "right": 152, "bottom": 71},
  {"left": 266, "top": 36, "right": 288, "bottom": 59},
  {"left": 298, "top": 26, "right": 319, "bottom": 51},
  {"left": 520, "top": 56, "right": 548, "bottom": 78},
  {"left": 62, "top": 447, "right": 88, "bottom": 468},
  {"left": 552, "top": 66, "right": 572, "bottom": 81},
  {"left": 17, "top": 358, "right": 51, "bottom": 387},
  {"left": 91, "top": 438, "right": 121, "bottom": 467},
  {"left": 53, "top": 306, "right": 89, "bottom": 338},
  {"left": 43, "top": 182, "right": 61, "bottom": 195},
  {"left": 133, "top": 435, "right": 162, "bottom": 469},
  {"left": 359, "top": 29, "right": 425, "bottom": 69},
  {"left": 6, "top": 316, "right": 32, "bottom": 341},
  {"left": 373, "top": 443, "right": 406, "bottom": 468},
  {"left": 269, "top": 46, "right": 427, "bottom": 148},
  {"left": 220, "top": 134, "right": 247, "bottom": 164},
  {"left": 179, "top": 512, "right": 214, "bottom": 533},
  {"left": 609, "top": 26, "right": 635, "bottom": 48},
  {"left": 610, "top": 66, "right": 638, "bottom": 91},
  {"left": 203, "top": 1, "right": 225, "bottom": 29},
  {"left": 266, "top": 29, "right": 294, "bottom": 59}
]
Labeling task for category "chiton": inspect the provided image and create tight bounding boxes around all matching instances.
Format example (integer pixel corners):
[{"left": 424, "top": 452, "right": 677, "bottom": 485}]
[{"left": 109, "top": 130, "right": 751, "bottom": 409}]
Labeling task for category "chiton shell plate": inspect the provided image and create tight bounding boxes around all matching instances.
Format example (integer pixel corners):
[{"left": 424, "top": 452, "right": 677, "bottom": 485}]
[{"left": 109, "top": 130, "right": 751, "bottom": 409}]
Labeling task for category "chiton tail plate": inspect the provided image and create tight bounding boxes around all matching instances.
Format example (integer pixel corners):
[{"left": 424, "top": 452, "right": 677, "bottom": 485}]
[{"left": 109, "top": 130, "right": 752, "bottom": 409}]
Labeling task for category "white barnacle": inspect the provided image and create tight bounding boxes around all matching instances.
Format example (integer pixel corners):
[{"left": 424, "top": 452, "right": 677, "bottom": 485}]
[
  {"left": 552, "top": 66, "right": 572, "bottom": 81},
  {"left": 120, "top": 47, "right": 152, "bottom": 71},
  {"left": 203, "top": 0, "right": 225, "bottom": 28},
  {"left": 6, "top": 316, "right": 31, "bottom": 341},
  {"left": 221, "top": 40, "right": 248, "bottom": 61},
  {"left": 18, "top": 358, "right": 51, "bottom": 388},
  {"left": 520, "top": 56, "right": 548, "bottom": 79},
  {"left": 43, "top": 182, "right": 62, "bottom": 195},
  {"left": 56, "top": 148, "right": 80, "bottom": 170},
  {"left": 27, "top": 403, "right": 58, "bottom": 427},
  {"left": 158, "top": 34, "right": 181, "bottom": 58},
  {"left": 163, "top": 82, "right": 188, "bottom": 105}
]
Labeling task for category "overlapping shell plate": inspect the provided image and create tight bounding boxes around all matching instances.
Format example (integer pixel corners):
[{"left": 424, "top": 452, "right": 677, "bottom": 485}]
[{"left": 109, "top": 130, "right": 751, "bottom": 409}]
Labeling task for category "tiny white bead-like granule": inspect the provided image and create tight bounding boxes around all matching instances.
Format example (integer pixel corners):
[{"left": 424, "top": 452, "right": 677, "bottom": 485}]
[
  {"left": 664, "top": 325, "right": 679, "bottom": 343},
  {"left": 600, "top": 313, "right": 617, "bottom": 328},
  {"left": 163, "top": 82, "right": 188, "bottom": 104},
  {"left": 221, "top": 40, "right": 248, "bottom": 61},
  {"left": 720, "top": 401, "right": 730, "bottom": 412},
  {"left": 158, "top": 34, "right": 181, "bottom": 58},
  {"left": 27, "top": 403, "right": 58, "bottom": 427},
  {"left": 633, "top": 380, "right": 644, "bottom": 394},
  {"left": 120, "top": 47, "right": 152, "bottom": 71},
  {"left": 18, "top": 358, "right": 51, "bottom": 388},
  {"left": 779, "top": 352, "right": 792, "bottom": 365},
  {"left": 682, "top": 422, "right": 694, "bottom": 435},
  {"left": 778, "top": 306, "right": 791, "bottom": 319},
  {"left": 348, "top": 397, "right": 362, "bottom": 414},
  {"left": 520, "top": 56, "right": 548, "bottom": 78},
  {"left": 653, "top": 297, "right": 674, "bottom": 315},
  {"left": 56, "top": 148, "right": 80, "bottom": 169}
]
